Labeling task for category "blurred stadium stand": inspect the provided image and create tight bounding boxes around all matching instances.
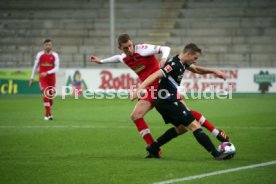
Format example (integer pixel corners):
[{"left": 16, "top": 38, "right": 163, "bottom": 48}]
[{"left": 0, "top": 0, "right": 275, "bottom": 68}]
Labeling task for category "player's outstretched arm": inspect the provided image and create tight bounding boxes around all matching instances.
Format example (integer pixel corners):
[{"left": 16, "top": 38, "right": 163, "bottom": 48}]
[
  {"left": 90, "top": 55, "right": 121, "bottom": 64},
  {"left": 131, "top": 70, "right": 163, "bottom": 101},
  {"left": 188, "top": 65, "right": 226, "bottom": 80}
]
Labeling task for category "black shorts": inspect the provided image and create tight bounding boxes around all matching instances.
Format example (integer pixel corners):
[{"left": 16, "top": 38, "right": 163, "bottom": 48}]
[{"left": 154, "top": 99, "right": 195, "bottom": 127}]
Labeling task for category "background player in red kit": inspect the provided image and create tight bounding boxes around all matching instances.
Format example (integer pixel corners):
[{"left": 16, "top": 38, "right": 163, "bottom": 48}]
[
  {"left": 29, "top": 39, "right": 60, "bottom": 120},
  {"left": 91, "top": 34, "right": 229, "bottom": 156}
]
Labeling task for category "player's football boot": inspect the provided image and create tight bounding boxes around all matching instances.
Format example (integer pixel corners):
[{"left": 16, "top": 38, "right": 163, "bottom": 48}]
[
  {"left": 48, "top": 115, "right": 53, "bottom": 120},
  {"left": 145, "top": 142, "right": 161, "bottom": 158},
  {"left": 215, "top": 152, "right": 235, "bottom": 160},
  {"left": 145, "top": 149, "right": 163, "bottom": 158},
  {"left": 44, "top": 115, "right": 53, "bottom": 121},
  {"left": 44, "top": 116, "right": 50, "bottom": 120},
  {"left": 216, "top": 129, "right": 229, "bottom": 142}
]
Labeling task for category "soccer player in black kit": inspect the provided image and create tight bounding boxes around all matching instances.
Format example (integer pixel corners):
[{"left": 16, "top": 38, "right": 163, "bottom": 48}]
[{"left": 131, "top": 43, "right": 234, "bottom": 160}]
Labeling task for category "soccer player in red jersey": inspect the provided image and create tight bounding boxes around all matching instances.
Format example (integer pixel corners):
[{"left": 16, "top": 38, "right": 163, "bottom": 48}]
[
  {"left": 91, "top": 34, "right": 228, "bottom": 155},
  {"left": 91, "top": 34, "right": 170, "bottom": 147},
  {"left": 29, "top": 39, "right": 60, "bottom": 120}
]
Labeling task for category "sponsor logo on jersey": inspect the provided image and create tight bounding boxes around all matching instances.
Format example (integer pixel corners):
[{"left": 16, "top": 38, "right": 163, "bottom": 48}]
[
  {"left": 164, "top": 65, "right": 172, "bottom": 73},
  {"left": 41, "top": 62, "right": 53, "bottom": 67},
  {"left": 134, "top": 65, "right": 145, "bottom": 73}
]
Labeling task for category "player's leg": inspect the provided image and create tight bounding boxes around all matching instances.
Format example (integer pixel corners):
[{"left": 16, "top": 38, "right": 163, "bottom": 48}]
[
  {"left": 145, "top": 100, "right": 188, "bottom": 158},
  {"left": 186, "top": 120, "right": 233, "bottom": 160},
  {"left": 39, "top": 79, "right": 51, "bottom": 120},
  {"left": 148, "top": 101, "right": 233, "bottom": 160},
  {"left": 149, "top": 125, "right": 187, "bottom": 149},
  {"left": 180, "top": 98, "right": 229, "bottom": 142},
  {"left": 190, "top": 110, "right": 229, "bottom": 142},
  {"left": 180, "top": 102, "right": 233, "bottom": 159},
  {"left": 186, "top": 120, "right": 221, "bottom": 158},
  {"left": 148, "top": 122, "right": 232, "bottom": 159},
  {"left": 131, "top": 99, "right": 155, "bottom": 145},
  {"left": 43, "top": 95, "right": 51, "bottom": 119},
  {"left": 47, "top": 75, "right": 56, "bottom": 119}
]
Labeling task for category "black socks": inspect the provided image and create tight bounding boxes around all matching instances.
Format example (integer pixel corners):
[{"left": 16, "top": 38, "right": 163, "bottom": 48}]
[
  {"left": 193, "top": 128, "right": 220, "bottom": 157},
  {"left": 156, "top": 127, "right": 178, "bottom": 147}
]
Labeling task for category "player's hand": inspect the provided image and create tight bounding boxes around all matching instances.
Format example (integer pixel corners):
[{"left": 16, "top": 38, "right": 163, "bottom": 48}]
[
  {"left": 90, "top": 55, "right": 101, "bottom": 64},
  {"left": 159, "top": 58, "right": 167, "bottom": 68},
  {"left": 29, "top": 79, "right": 34, "bottom": 87},
  {"left": 214, "top": 70, "right": 227, "bottom": 80},
  {"left": 130, "top": 88, "right": 145, "bottom": 101},
  {"left": 40, "top": 72, "right": 48, "bottom": 78}
]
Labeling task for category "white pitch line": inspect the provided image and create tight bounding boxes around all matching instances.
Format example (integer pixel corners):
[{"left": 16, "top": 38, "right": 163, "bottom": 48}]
[
  {"left": 153, "top": 160, "right": 276, "bottom": 184},
  {"left": 0, "top": 125, "right": 275, "bottom": 129}
]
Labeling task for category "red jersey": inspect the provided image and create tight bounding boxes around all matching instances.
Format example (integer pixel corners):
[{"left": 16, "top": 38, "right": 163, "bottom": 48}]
[
  {"left": 31, "top": 51, "right": 60, "bottom": 79},
  {"left": 100, "top": 44, "right": 170, "bottom": 85},
  {"left": 122, "top": 46, "right": 160, "bottom": 84},
  {"left": 99, "top": 44, "right": 170, "bottom": 105}
]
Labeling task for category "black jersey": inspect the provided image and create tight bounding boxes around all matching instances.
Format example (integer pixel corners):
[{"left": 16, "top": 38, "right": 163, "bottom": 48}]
[{"left": 158, "top": 55, "right": 190, "bottom": 100}]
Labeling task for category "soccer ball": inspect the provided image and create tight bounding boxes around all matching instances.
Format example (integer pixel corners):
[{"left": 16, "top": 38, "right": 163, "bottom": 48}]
[{"left": 218, "top": 142, "right": 236, "bottom": 155}]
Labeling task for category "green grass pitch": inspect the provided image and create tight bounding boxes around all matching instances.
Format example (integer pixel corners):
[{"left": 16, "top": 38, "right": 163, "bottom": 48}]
[{"left": 0, "top": 95, "right": 276, "bottom": 184}]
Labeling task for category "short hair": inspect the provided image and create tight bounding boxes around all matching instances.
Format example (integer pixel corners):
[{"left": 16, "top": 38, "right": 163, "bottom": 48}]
[
  {"left": 118, "top": 34, "right": 131, "bottom": 47},
  {"left": 183, "top": 43, "right": 202, "bottom": 54},
  {"left": 44, "top": 39, "right": 52, "bottom": 44}
]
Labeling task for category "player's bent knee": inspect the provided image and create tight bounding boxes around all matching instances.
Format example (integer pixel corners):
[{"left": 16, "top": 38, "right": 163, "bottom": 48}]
[
  {"left": 130, "top": 103, "right": 151, "bottom": 121},
  {"left": 130, "top": 111, "right": 143, "bottom": 121}
]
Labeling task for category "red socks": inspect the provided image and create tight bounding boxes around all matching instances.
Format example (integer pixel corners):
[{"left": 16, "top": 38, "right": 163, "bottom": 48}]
[
  {"left": 134, "top": 118, "right": 155, "bottom": 145},
  {"left": 43, "top": 97, "right": 51, "bottom": 116},
  {"left": 191, "top": 110, "right": 215, "bottom": 132}
]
